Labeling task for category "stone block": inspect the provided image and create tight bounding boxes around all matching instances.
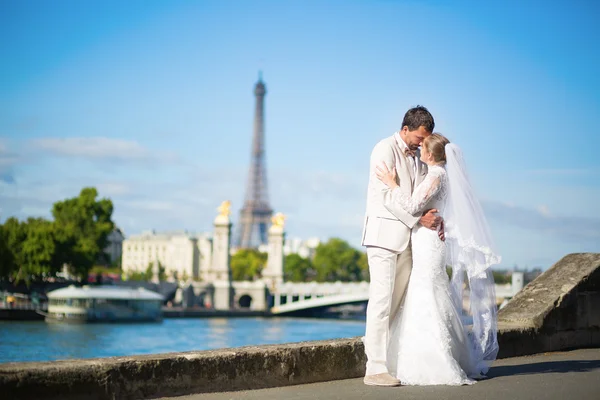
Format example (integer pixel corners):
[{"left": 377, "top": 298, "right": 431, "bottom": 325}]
[
  {"left": 586, "top": 292, "right": 600, "bottom": 328},
  {"left": 576, "top": 292, "right": 590, "bottom": 329},
  {"left": 497, "top": 326, "right": 541, "bottom": 358},
  {"left": 499, "top": 253, "right": 600, "bottom": 331},
  {"left": 591, "top": 329, "right": 600, "bottom": 346}
]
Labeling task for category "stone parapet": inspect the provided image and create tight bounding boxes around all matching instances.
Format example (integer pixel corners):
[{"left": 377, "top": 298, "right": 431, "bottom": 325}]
[
  {"left": 0, "top": 338, "right": 365, "bottom": 400},
  {"left": 497, "top": 253, "right": 600, "bottom": 357}
]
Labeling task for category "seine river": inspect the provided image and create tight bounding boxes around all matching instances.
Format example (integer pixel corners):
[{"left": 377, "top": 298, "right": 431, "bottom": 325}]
[{"left": 0, "top": 317, "right": 366, "bottom": 363}]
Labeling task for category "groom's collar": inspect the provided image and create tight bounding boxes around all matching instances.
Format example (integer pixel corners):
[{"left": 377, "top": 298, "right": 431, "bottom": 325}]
[
  {"left": 394, "top": 131, "right": 421, "bottom": 157},
  {"left": 394, "top": 131, "right": 408, "bottom": 150},
  {"left": 394, "top": 131, "right": 414, "bottom": 153}
]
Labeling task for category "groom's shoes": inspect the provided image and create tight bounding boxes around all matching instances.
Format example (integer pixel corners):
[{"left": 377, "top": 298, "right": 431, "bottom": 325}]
[{"left": 363, "top": 373, "right": 401, "bottom": 387}]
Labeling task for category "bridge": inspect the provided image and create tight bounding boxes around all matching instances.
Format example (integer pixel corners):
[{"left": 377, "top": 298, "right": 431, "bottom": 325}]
[
  {"left": 183, "top": 276, "right": 523, "bottom": 315},
  {"left": 270, "top": 281, "right": 369, "bottom": 316},
  {"left": 267, "top": 278, "right": 523, "bottom": 316},
  {"left": 271, "top": 292, "right": 369, "bottom": 315}
]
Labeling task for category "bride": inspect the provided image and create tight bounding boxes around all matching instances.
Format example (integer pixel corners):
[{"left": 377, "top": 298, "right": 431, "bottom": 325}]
[{"left": 375, "top": 133, "right": 501, "bottom": 386}]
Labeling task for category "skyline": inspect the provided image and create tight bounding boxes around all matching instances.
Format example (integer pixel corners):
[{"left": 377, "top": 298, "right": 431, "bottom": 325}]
[{"left": 1, "top": 0, "right": 599, "bottom": 270}]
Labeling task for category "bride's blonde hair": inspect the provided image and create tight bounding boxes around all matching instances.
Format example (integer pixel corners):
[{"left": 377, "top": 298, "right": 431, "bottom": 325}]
[{"left": 424, "top": 133, "right": 450, "bottom": 164}]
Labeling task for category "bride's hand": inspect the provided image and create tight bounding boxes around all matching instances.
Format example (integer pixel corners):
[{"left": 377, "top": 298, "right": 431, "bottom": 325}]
[{"left": 376, "top": 163, "right": 398, "bottom": 189}]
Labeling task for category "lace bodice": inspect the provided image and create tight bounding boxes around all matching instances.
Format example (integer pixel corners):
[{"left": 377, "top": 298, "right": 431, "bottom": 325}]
[{"left": 383, "top": 165, "right": 447, "bottom": 215}]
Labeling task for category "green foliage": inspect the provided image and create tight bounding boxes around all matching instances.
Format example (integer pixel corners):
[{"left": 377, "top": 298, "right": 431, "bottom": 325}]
[
  {"left": 312, "top": 238, "right": 369, "bottom": 282},
  {"left": 126, "top": 270, "right": 151, "bottom": 282},
  {"left": 284, "top": 253, "right": 315, "bottom": 282},
  {"left": 19, "top": 218, "right": 58, "bottom": 282},
  {"left": 2, "top": 217, "right": 26, "bottom": 277},
  {"left": 357, "top": 251, "right": 369, "bottom": 281},
  {"left": 0, "top": 217, "right": 59, "bottom": 283},
  {"left": 231, "top": 249, "right": 267, "bottom": 281},
  {"left": 0, "top": 186, "right": 115, "bottom": 282},
  {"left": 157, "top": 262, "right": 167, "bottom": 281},
  {"left": 52, "top": 187, "right": 114, "bottom": 280},
  {"left": 90, "top": 265, "right": 122, "bottom": 275},
  {"left": 126, "top": 261, "right": 166, "bottom": 282},
  {"left": 180, "top": 271, "right": 189, "bottom": 282},
  {"left": 0, "top": 223, "right": 15, "bottom": 280},
  {"left": 492, "top": 270, "right": 511, "bottom": 284}
]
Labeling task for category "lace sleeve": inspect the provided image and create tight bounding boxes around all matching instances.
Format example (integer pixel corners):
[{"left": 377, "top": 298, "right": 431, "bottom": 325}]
[{"left": 382, "top": 169, "right": 444, "bottom": 215}]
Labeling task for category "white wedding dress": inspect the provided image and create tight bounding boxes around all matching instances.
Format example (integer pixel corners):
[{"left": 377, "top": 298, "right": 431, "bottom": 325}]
[{"left": 383, "top": 165, "right": 481, "bottom": 386}]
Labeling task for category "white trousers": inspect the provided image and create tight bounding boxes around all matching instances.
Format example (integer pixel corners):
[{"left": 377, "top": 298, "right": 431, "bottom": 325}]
[{"left": 364, "top": 243, "right": 412, "bottom": 376}]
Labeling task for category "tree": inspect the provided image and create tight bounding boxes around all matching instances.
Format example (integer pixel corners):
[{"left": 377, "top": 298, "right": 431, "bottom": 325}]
[
  {"left": 1, "top": 217, "right": 28, "bottom": 281},
  {"left": 181, "top": 271, "right": 190, "bottom": 282},
  {"left": 312, "top": 238, "right": 369, "bottom": 282},
  {"left": 357, "top": 251, "right": 369, "bottom": 282},
  {"left": 230, "top": 249, "right": 267, "bottom": 281},
  {"left": 19, "top": 218, "right": 58, "bottom": 282},
  {"left": 0, "top": 223, "right": 15, "bottom": 280},
  {"left": 492, "top": 270, "right": 511, "bottom": 284},
  {"left": 127, "top": 270, "right": 150, "bottom": 282},
  {"left": 0, "top": 217, "right": 59, "bottom": 283},
  {"left": 52, "top": 187, "right": 114, "bottom": 280},
  {"left": 284, "top": 253, "right": 315, "bottom": 282}
]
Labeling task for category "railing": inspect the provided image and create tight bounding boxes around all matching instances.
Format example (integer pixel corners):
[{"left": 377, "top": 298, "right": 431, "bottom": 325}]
[{"left": 0, "top": 302, "right": 48, "bottom": 311}]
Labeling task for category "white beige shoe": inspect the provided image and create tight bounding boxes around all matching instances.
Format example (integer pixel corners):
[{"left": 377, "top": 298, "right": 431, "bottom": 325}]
[{"left": 363, "top": 373, "right": 401, "bottom": 387}]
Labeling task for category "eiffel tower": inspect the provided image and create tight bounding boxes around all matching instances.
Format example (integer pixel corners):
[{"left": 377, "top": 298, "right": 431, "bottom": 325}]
[{"left": 237, "top": 73, "right": 273, "bottom": 248}]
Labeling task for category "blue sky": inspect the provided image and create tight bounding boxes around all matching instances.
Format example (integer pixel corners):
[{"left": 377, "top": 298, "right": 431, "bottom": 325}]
[{"left": 1, "top": 0, "right": 599, "bottom": 270}]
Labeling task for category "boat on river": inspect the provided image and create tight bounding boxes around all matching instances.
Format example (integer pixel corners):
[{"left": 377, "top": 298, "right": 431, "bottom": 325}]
[{"left": 40, "top": 285, "right": 164, "bottom": 323}]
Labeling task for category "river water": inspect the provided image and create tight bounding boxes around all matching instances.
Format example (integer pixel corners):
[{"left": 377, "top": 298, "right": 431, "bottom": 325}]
[{"left": 0, "top": 317, "right": 366, "bottom": 363}]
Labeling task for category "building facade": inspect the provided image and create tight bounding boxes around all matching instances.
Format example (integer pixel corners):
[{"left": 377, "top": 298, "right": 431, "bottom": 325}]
[{"left": 121, "top": 230, "right": 212, "bottom": 281}]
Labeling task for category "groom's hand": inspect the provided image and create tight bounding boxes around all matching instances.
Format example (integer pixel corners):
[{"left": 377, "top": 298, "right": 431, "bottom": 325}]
[{"left": 420, "top": 209, "right": 441, "bottom": 230}]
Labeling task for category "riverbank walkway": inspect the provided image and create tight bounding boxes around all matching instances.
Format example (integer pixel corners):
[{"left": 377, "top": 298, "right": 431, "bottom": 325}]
[{"left": 159, "top": 348, "right": 600, "bottom": 400}]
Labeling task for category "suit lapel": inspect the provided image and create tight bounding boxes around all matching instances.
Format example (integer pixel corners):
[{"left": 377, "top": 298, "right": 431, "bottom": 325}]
[
  {"left": 391, "top": 135, "right": 415, "bottom": 191},
  {"left": 415, "top": 150, "right": 428, "bottom": 187}
]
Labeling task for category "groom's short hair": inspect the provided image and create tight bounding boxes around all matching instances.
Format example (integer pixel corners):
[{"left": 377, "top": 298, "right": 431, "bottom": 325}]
[{"left": 402, "top": 106, "right": 435, "bottom": 133}]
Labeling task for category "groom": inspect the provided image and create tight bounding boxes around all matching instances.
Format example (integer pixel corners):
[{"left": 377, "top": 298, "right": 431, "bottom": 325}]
[{"left": 361, "top": 105, "right": 441, "bottom": 386}]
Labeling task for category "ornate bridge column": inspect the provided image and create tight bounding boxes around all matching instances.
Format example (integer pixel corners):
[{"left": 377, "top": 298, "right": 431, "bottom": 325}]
[
  {"left": 263, "top": 213, "right": 285, "bottom": 288},
  {"left": 211, "top": 201, "right": 234, "bottom": 310}
]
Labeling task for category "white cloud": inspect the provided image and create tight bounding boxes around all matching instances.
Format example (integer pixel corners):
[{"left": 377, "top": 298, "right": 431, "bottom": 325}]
[
  {"left": 95, "top": 182, "right": 134, "bottom": 196},
  {"left": 482, "top": 200, "right": 600, "bottom": 242},
  {"left": 2, "top": 158, "right": 597, "bottom": 270},
  {"left": 120, "top": 199, "right": 176, "bottom": 212},
  {"left": 0, "top": 140, "right": 18, "bottom": 184},
  {"left": 537, "top": 204, "right": 551, "bottom": 217},
  {"left": 30, "top": 137, "right": 180, "bottom": 164}
]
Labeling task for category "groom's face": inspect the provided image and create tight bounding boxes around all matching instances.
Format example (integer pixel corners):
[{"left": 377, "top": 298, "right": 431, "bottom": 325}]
[{"left": 402, "top": 126, "right": 431, "bottom": 150}]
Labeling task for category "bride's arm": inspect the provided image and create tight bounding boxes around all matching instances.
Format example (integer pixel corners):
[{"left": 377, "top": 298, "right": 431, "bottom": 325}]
[
  {"left": 376, "top": 164, "right": 442, "bottom": 215},
  {"left": 370, "top": 143, "right": 420, "bottom": 228}
]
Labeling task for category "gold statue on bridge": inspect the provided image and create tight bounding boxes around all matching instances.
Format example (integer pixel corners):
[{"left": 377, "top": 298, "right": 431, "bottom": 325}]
[
  {"left": 271, "top": 212, "right": 286, "bottom": 228},
  {"left": 217, "top": 200, "right": 231, "bottom": 217}
]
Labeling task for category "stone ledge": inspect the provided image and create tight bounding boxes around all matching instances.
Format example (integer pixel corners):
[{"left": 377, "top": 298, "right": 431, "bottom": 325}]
[
  {"left": 498, "top": 253, "right": 600, "bottom": 329},
  {"left": 3, "top": 326, "right": 594, "bottom": 400},
  {"left": 0, "top": 338, "right": 366, "bottom": 400},
  {"left": 496, "top": 253, "right": 600, "bottom": 357}
]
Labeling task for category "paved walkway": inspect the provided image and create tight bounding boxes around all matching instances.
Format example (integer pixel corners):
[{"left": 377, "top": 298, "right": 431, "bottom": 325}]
[{"left": 160, "top": 348, "right": 600, "bottom": 400}]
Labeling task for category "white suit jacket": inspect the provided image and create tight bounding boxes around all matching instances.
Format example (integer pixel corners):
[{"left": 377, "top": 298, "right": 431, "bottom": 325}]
[{"left": 361, "top": 134, "right": 428, "bottom": 252}]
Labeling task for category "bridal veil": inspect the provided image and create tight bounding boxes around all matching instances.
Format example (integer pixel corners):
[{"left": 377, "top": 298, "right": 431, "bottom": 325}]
[{"left": 444, "top": 143, "right": 501, "bottom": 375}]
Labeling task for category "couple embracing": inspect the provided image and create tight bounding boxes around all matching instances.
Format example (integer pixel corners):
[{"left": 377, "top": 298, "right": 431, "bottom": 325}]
[{"left": 361, "top": 106, "right": 501, "bottom": 387}]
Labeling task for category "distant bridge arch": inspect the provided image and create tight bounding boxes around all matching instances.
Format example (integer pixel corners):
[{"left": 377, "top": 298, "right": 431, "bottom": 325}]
[
  {"left": 271, "top": 292, "right": 368, "bottom": 315},
  {"left": 269, "top": 281, "right": 370, "bottom": 316}
]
